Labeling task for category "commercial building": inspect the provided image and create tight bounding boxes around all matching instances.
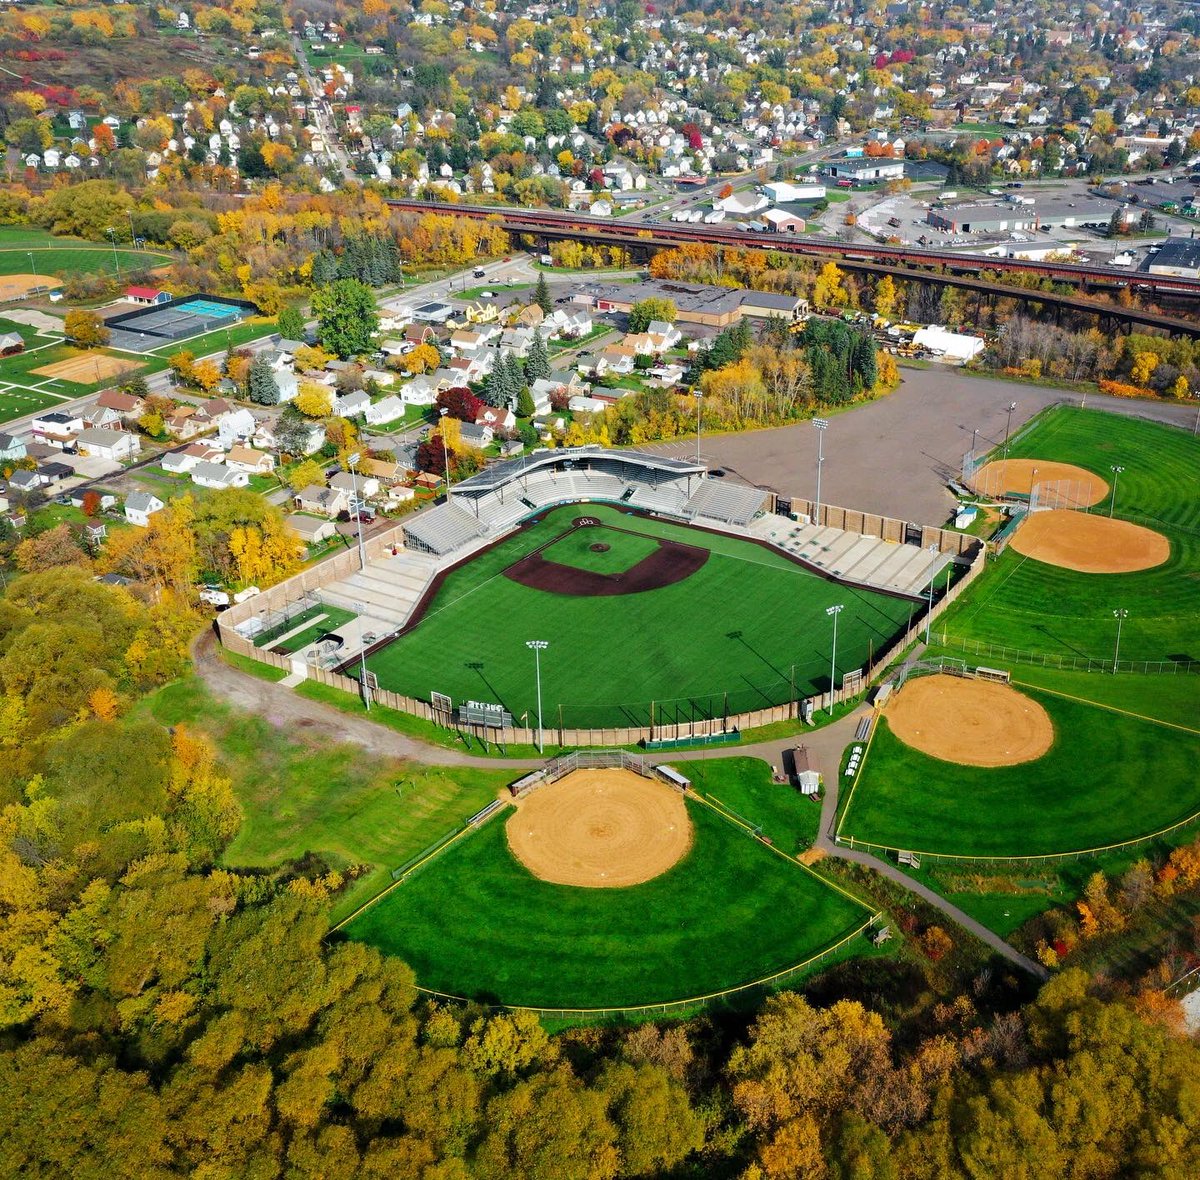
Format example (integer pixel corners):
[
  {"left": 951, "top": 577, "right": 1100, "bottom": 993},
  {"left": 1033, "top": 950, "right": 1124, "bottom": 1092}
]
[
  {"left": 825, "top": 153, "right": 905, "bottom": 183},
  {"left": 926, "top": 203, "right": 1037, "bottom": 234},
  {"left": 576, "top": 280, "right": 806, "bottom": 327},
  {"left": 763, "top": 181, "right": 826, "bottom": 203},
  {"left": 1147, "top": 237, "right": 1200, "bottom": 279}
]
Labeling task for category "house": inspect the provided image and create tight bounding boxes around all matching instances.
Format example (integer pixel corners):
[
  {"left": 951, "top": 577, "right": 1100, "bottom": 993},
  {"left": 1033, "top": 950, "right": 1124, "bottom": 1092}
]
[
  {"left": 285, "top": 513, "right": 338, "bottom": 546},
  {"left": 165, "top": 406, "right": 204, "bottom": 439},
  {"left": 361, "top": 457, "right": 403, "bottom": 483},
  {"left": 191, "top": 460, "right": 249, "bottom": 489},
  {"left": 335, "top": 389, "right": 371, "bottom": 418},
  {"left": 125, "top": 286, "right": 171, "bottom": 306},
  {"left": 75, "top": 427, "right": 141, "bottom": 462},
  {"left": 363, "top": 395, "right": 407, "bottom": 426},
  {"left": 68, "top": 487, "right": 116, "bottom": 511},
  {"left": 0, "top": 332, "right": 24, "bottom": 356},
  {"left": 292, "top": 483, "right": 350, "bottom": 516},
  {"left": 96, "top": 389, "right": 145, "bottom": 418},
  {"left": 594, "top": 345, "right": 636, "bottom": 376},
  {"left": 31, "top": 411, "right": 83, "bottom": 446},
  {"left": 459, "top": 422, "right": 493, "bottom": 449},
  {"left": 125, "top": 491, "right": 165, "bottom": 527},
  {"left": 330, "top": 470, "right": 380, "bottom": 498},
  {"left": 214, "top": 407, "right": 257, "bottom": 449},
  {"left": 7, "top": 469, "right": 45, "bottom": 494},
  {"left": 0, "top": 432, "right": 26, "bottom": 462},
  {"left": 476, "top": 405, "right": 515, "bottom": 432},
  {"left": 533, "top": 413, "right": 566, "bottom": 437},
  {"left": 81, "top": 405, "right": 122, "bottom": 430},
  {"left": 224, "top": 445, "right": 275, "bottom": 475},
  {"left": 163, "top": 443, "right": 223, "bottom": 474}
]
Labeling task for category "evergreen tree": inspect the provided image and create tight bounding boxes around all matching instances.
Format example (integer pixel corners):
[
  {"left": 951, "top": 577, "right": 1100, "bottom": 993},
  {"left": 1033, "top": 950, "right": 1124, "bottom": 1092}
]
[
  {"left": 276, "top": 305, "right": 305, "bottom": 342},
  {"left": 247, "top": 354, "right": 280, "bottom": 405},
  {"left": 517, "top": 386, "right": 535, "bottom": 418},
  {"left": 534, "top": 272, "right": 552, "bottom": 315},
  {"left": 526, "top": 332, "right": 551, "bottom": 383},
  {"left": 311, "top": 249, "right": 338, "bottom": 285}
]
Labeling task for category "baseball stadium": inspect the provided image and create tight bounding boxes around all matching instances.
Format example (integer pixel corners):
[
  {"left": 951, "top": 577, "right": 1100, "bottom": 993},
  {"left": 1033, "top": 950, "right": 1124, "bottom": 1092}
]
[{"left": 218, "top": 403, "right": 1200, "bottom": 1010}]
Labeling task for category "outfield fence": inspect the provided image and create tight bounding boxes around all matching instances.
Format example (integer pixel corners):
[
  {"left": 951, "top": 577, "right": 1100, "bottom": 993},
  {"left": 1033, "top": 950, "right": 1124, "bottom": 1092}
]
[
  {"left": 405, "top": 915, "right": 883, "bottom": 1020},
  {"left": 933, "top": 632, "right": 1200, "bottom": 676}
]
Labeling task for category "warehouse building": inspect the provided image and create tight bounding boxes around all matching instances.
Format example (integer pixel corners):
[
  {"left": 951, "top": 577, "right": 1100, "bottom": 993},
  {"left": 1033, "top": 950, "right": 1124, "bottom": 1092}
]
[
  {"left": 575, "top": 280, "right": 807, "bottom": 327},
  {"left": 1146, "top": 237, "right": 1200, "bottom": 279}
]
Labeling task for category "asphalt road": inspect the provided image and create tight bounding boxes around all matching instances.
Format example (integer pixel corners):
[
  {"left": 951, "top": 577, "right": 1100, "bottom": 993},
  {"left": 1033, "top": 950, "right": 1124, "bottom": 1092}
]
[{"left": 644, "top": 367, "right": 1200, "bottom": 527}]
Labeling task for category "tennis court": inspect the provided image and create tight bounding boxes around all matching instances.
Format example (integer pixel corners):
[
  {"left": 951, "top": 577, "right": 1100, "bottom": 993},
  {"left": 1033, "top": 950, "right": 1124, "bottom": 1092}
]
[{"left": 105, "top": 294, "right": 255, "bottom": 353}]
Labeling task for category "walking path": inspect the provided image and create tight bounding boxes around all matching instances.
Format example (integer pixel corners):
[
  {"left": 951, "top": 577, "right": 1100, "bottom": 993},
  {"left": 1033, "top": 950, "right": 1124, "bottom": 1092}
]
[{"left": 194, "top": 631, "right": 1047, "bottom": 978}]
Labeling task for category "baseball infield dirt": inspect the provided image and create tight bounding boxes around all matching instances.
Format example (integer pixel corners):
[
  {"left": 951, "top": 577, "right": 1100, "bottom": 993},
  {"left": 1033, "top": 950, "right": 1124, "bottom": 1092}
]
[
  {"left": 1011, "top": 510, "right": 1170, "bottom": 573},
  {"left": 0, "top": 273, "right": 60, "bottom": 299},
  {"left": 972, "top": 459, "right": 1108, "bottom": 507},
  {"left": 504, "top": 532, "right": 709, "bottom": 596},
  {"left": 886, "top": 673, "right": 1054, "bottom": 767},
  {"left": 507, "top": 769, "right": 693, "bottom": 887}
]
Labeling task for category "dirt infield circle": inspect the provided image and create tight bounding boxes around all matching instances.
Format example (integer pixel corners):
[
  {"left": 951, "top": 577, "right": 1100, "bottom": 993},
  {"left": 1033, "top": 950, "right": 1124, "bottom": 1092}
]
[
  {"left": 974, "top": 459, "right": 1108, "bottom": 507},
  {"left": 1012, "top": 509, "right": 1170, "bottom": 573},
  {"left": 0, "top": 273, "right": 61, "bottom": 299},
  {"left": 507, "top": 769, "right": 693, "bottom": 888},
  {"left": 886, "top": 674, "right": 1055, "bottom": 767},
  {"left": 31, "top": 353, "right": 143, "bottom": 384}
]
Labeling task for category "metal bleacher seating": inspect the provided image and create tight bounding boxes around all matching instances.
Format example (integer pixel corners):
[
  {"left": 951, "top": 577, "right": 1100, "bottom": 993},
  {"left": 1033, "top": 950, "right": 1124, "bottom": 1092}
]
[
  {"left": 402, "top": 501, "right": 487, "bottom": 556},
  {"left": 682, "top": 479, "right": 768, "bottom": 528}
]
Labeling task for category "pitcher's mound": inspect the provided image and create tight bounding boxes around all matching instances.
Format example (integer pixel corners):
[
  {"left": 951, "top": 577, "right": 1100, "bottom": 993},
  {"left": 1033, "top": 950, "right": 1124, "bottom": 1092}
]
[
  {"left": 887, "top": 674, "right": 1054, "bottom": 767},
  {"left": 973, "top": 459, "right": 1108, "bottom": 508},
  {"left": 507, "top": 769, "right": 692, "bottom": 888},
  {"left": 1011, "top": 510, "right": 1169, "bottom": 573}
]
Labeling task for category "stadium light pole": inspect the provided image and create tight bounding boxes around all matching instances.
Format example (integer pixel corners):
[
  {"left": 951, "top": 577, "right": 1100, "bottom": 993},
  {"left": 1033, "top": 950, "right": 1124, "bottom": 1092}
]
[
  {"left": 438, "top": 407, "right": 452, "bottom": 503},
  {"left": 924, "top": 544, "right": 940, "bottom": 644},
  {"left": 1108, "top": 465, "right": 1124, "bottom": 518},
  {"left": 346, "top": 451, "right": 367, "bottom": 572},
  {"left": 105, "top": 227, "right": 121, "bottom": 284},
  {"left": 694, "top": 391, "right": 703, "bottom": 467},
  {"left": 354, "top": 600, "right": 371, "bottom": 712},
  {"left": 26, "top": 252, "right": 38, "bottom": 293},
  {"left": 1002, "top": 401, "right": 1017, "bottom": 460},
  {"left": 1193, "top": 391, "right": 1199, "bottom": 437},
  {"left": 526, "top": 640, "right": 549, "bottom": 751},
  {"left": 825, "top": 603, "right": 844, "bottom": 714},
  {"left": 1112, "top": 608, "right": 1128, "bottom": 674},
  {"left": 813, "top": 417, "right": 828, "bottom": 524}
]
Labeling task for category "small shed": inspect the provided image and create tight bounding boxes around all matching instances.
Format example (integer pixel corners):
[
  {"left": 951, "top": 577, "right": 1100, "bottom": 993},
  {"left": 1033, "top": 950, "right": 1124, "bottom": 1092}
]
[{"left": 790, "top": 745, "right": 821, "bottom": 795}]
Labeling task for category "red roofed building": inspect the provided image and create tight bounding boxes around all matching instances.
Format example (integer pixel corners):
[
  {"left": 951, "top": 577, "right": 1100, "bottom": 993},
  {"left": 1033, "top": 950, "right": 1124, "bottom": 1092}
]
[{"left": 126, "top": 286, "right": 171, "bottom": 305}]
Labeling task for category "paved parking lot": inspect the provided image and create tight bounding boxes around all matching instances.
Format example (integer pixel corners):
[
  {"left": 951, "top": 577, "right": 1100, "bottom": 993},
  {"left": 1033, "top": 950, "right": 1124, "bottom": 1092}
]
[{"left": 644, "top": 367, "right": 1199, "bottom": 527}]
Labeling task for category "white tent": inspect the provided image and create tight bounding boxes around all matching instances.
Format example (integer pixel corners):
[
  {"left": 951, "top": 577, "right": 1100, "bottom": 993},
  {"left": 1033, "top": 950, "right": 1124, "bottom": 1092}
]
[{"left": 912, "top": 325, "right": 985, "bottom": 363}]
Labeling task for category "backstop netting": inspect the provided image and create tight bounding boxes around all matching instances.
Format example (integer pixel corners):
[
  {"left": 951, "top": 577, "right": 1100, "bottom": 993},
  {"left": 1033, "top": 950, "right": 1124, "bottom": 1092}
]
[{"left": 1030, "top": 480, "right": 1093, "bottom": 512}]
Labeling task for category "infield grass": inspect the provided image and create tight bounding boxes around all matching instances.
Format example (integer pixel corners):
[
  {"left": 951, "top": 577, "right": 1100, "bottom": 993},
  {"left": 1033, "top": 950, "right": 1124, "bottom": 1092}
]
[
  {"left": 364, "top": 504, "right": 913, "bottom": 727},
  {"left": 840, "top": 683, "right": 1200, "bottom": 857},
  {"left": 343, "top": 798, "right": 868, "bottom": 1008},
  {"left": 940, "top": 407, "right": 1200, "bottom": 664}
]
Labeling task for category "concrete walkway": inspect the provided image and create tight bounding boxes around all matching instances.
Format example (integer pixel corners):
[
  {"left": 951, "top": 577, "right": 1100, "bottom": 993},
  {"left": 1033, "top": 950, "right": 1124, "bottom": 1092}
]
[{"left": 195, "top": 631, "right": 1047, "bottom": 978}]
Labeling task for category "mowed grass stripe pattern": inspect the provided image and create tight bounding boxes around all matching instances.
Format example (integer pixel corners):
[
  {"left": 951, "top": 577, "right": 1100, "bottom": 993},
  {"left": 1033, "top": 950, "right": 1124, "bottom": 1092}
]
[
  {"left": 344, "top": 801, "right": 867, "bottom": 1008},
  {"left": 366, "top": 504, "right": 913, "bottom": 727},
  {"left": 942, "top": 407, "right": 1200, "bottom": 662},
  {"left": 840, "top": 684, "right": 1200, "bottom": 857}
]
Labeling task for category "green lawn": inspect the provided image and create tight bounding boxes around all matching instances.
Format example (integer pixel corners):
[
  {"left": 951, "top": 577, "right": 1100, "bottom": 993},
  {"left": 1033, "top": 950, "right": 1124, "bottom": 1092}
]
[
  {"left": 839, "top": 683, "right": 1200, "bottom": 857},
  {"left": 938, "top": 407, "right": 1200, "bottom": 664},
  {"left": 145, "top": 316, "right": 277, "bottom": 358},
  {"left": 143, "top": 676, "right": 511, "bottom": 921},
  {"left": 684, "top": 757, "right": 821, "bottom": 854},
  {"left": 0, "top": 245, "right": 172, "bottom": 280},
  {"left": 363, "top": 504, "right": 913, "bottom": 728},
  {"left": 343, "top": 799, "right": 868, "bottom": 1008}
]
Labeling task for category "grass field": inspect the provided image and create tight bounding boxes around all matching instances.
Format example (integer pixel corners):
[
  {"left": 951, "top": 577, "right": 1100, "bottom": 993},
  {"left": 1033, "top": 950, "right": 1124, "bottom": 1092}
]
[
  {"left": 343, "top": 796, "right": 868, "bottom": 1008},
  {"left": 939, "top": 407, "right": 1200, "bottom": 663},
  {"left": 839, "top": 679, "right": 1200, "bottom": 857},
  {"left": 364, "top": 504, "right": 914, "bottom": 727},
  {"left": 0, "top": 226, "right": 173, "bottom": 278},
  {"left": 144, "top": 676, "right": 511, "bottom": 921},
  {"left": 254, "top": 603, "right": 358, "bottom": 653}
]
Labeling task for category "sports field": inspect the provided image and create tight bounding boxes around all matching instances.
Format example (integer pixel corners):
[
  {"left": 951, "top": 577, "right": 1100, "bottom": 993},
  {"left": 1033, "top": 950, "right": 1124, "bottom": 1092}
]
[
  {"left": 940, "top": 407, "right": 1200, "bottom": 664},
  {"left": 364, "top": 504, "right": 914, "bottom": 727},
  {"left": 343, "top": 799, "right": 869, "bottom": 1008},
  {"left": 839, "top": 679, "right": 1200, "bottom": 857}
]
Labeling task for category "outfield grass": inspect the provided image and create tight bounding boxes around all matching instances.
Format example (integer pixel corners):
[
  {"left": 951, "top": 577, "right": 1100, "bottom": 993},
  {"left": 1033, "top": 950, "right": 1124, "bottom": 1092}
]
[
  {"left": 364, "top": 504, "right": 913, "bottom": 727},
  {"left": 939, "top": 407, "right": 1200, "bottom": 663},
  {"left": 840, "top": 683, "right": 1200, "bottom": 857},
  {"left": 0, "top": 245, "right": 172, "bottom": 279},
  {"left": 343, "top": 798, "right": 868, "bottom": 1008},
  {"left": 144, "top": 676, "right": 510, "bottom": 920},
  {"left": 253, "top": 603, "right": 358, "bottom": 653}
]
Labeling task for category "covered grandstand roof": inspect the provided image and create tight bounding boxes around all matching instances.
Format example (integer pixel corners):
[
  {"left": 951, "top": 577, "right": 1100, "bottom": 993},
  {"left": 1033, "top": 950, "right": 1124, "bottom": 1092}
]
[{"left": 452, "top": 446, "right": 704, "bottom": 494}]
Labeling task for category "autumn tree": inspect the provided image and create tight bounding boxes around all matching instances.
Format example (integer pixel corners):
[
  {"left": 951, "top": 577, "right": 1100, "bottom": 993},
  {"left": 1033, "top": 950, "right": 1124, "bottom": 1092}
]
[
  {"left": 276, "top": 305, "right": 306, "bottom": 341},
  {"left": 294, "top": 382, "right": 334, "bottom": 418},
  {"left": 628, "top": 297, "right": 677, "bottom": 332},
  {"left": 14, "top": 524, "right": 90, "bottom": 573},
  {"left": 64, "top": 309, "right": 110, "bottom": 348}
]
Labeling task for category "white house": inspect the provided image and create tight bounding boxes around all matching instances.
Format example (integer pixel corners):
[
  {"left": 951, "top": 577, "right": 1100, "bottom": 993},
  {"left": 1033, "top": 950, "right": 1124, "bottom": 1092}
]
[
  {"left": 335, "top": 389, "right": 371, "bottom": 418},
  {"left": 330, "top": 470, "right": 380, "bottom": 499},
  {"left": 124, "top": 491, "right": 165, "bottom": 527},
  {"left": 363, "top": 395, "right": 406, "bottom": 426},
  {"left": 224, "top": 445, "right": 276, "bottom": 475},
  {"left": 216, "top": 408, "right": 257, "bottom": 449},
  {"left": 191, "top": 460, "right": 250, "bottom": 489},
  {"left": 74, "top": 427, "right": 141, "bottom": 462}
]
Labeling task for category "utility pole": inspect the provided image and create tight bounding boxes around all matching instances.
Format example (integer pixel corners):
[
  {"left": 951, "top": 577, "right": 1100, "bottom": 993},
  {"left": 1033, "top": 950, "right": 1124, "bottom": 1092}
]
[
  {"left": 346, "top": 452, "right": 367, "bottom": 572},
  {"left": 1109, "top": 465, "right": 1124, "bottom": 518},
  {"left": 1112, "top": 608, "right": 1128, "bottom": 674},
  {"left": 1003, "top": 401, "right": 1017, "bottom": 459},
  {"left": 105, "top": 227, "right": 121, "bottom": 284},
  {"left": 439, "top": 407, "right": 452, "bottom": 502}
]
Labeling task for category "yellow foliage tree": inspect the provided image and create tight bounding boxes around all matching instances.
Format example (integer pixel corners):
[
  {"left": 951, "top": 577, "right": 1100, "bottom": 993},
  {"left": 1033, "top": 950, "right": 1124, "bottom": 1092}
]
[
  {"left": 1130, "top": 352, "right": 1158, "bottom": 386},
  {"left": 294, "top": 382, "right": 334, "bottom": 418}
]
